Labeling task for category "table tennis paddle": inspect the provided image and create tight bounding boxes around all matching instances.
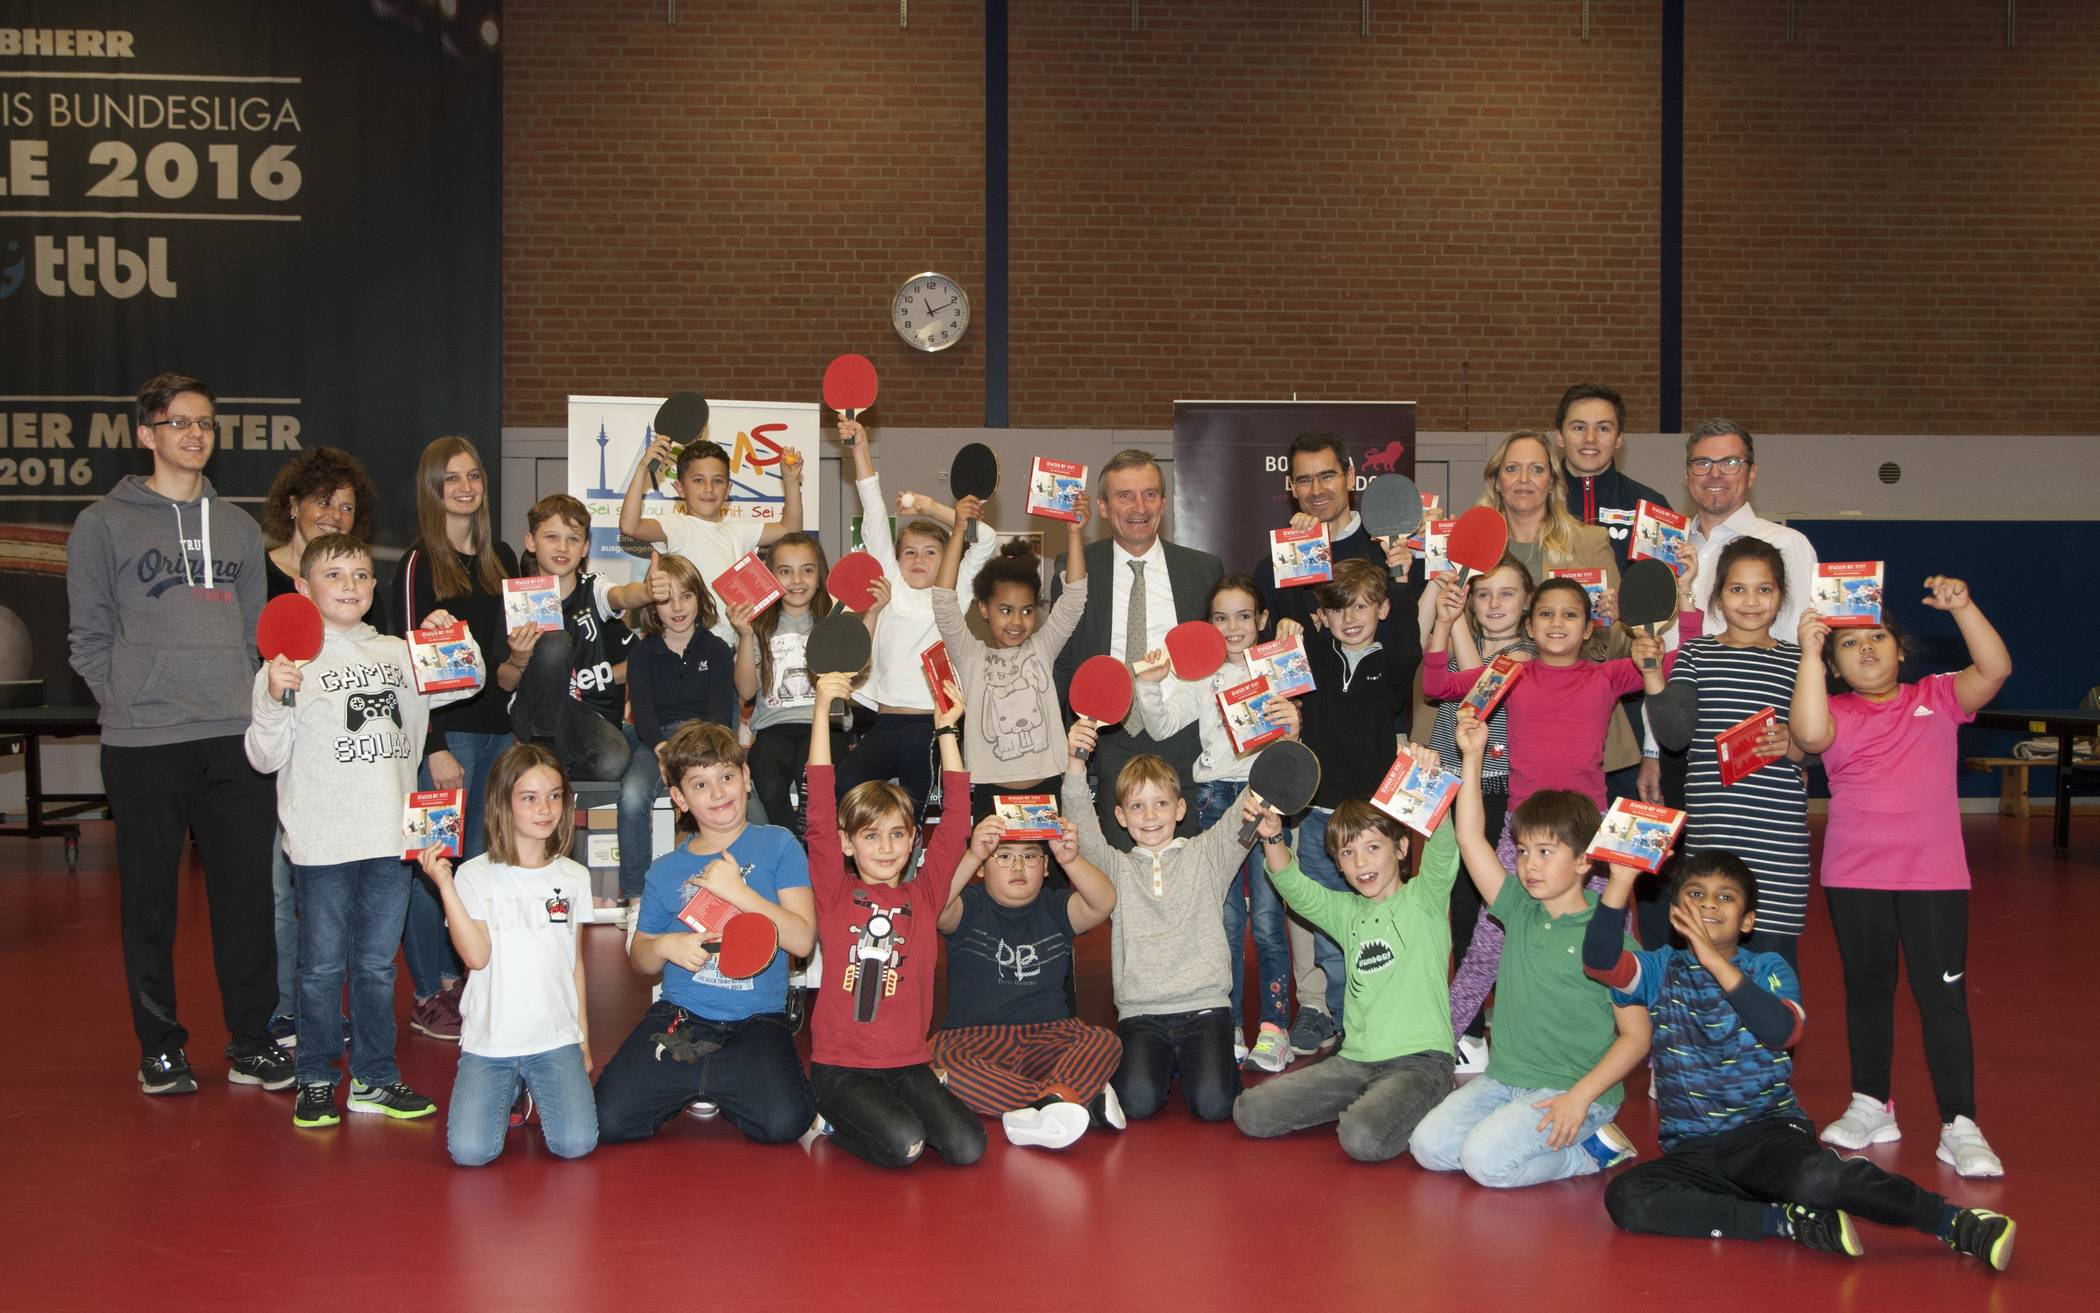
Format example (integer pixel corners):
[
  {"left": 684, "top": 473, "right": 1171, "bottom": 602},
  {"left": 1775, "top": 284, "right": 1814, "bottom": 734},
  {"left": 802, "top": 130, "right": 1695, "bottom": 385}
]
[
  {"left": 950, "top": 442, "right": 998, "bottom": 546},
  {"left": 806, "top": 610, "right": 873, "bottom": 677},
  {"left": 1447, "top": 506, "right": 1509, "bottom": 584},
  {"left": 822, "top": 354, "right": 879, "bottom": 434},
  {"left": 827, "top": 550, "right": 885, "bottom": 612},
  {"left": 1069, "top": 655, "right": 1134, "bottom": 763},
  {"left": 1136, "top": 620, "right": 1229, "bottom": 682},
  {"left": 256, "top": 593, "right": 324, "bottom": 707},
  {"left": 1241, "top": 738, "right": 1321, "bottom": 846},
  {"left": 654, "top": 390, "right": 709, "bottom": 450},
  {"left": 1618, "top": 558, "right": 1679, "bottom": 672},
  {"left": 1359, "top": 473, "right": 1424, "bottom": 561},
  {"left": 703, "top": 912, "right": 780, "bottom": 980}
]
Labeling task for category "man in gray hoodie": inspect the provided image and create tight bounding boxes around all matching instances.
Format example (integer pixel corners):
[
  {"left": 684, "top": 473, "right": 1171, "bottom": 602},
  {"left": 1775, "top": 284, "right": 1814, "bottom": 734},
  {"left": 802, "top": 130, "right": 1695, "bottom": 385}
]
[{"left": 67, "top": 372, "right": 293, "bottom": 1096}]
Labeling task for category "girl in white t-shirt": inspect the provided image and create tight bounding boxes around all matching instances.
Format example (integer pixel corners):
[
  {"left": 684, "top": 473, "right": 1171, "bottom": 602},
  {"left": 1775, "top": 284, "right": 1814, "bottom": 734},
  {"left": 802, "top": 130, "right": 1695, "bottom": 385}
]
[{"left": 423, "top": 744, "right": 599, "bottom": 1166}]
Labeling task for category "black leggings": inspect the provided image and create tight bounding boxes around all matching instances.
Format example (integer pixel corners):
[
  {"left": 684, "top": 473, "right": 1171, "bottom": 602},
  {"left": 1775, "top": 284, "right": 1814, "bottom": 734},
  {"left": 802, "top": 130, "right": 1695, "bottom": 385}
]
[
  {"left": 810, "top": 1062, "right": 987, "bottom": 1169},
  {"left": 1823, "top": 887, "right": 1974, "bottom": 1122},
  {"left": 1606, "top": 1114, "right": 1945, "bottom": 1239},
  {"left": 836, "top": 713, "right": 936, "bottom": 815},
  {"left": 747, "top": 724, "right": 811, "bottom": 840}
]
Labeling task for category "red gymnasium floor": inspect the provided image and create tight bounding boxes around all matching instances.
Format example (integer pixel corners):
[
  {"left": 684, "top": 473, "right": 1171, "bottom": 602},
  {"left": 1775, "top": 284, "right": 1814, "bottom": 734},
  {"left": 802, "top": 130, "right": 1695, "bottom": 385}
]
[{"left": 4, "top": 815, "right": 2093, "bottom": 1311}]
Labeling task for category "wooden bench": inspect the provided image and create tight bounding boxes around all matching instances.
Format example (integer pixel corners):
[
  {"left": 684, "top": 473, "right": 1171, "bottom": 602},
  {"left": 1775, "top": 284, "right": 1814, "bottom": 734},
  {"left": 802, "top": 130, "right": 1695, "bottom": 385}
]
[{"left": 1965, "top": 756, "right": 2035, "bottom": 818}]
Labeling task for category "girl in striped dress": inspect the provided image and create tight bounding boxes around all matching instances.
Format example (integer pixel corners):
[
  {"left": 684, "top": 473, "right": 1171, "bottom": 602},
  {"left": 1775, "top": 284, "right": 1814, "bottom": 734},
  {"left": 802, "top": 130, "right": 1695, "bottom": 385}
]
[{"left": 1644, "top": 537, "right": 1810, "bottom": 966}]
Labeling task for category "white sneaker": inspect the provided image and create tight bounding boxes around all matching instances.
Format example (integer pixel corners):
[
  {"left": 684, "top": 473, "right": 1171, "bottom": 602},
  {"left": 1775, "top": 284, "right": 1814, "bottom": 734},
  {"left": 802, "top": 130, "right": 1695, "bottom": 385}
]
[
  {"left": 1820, "top": 1093, "right": 1901, "bottom": 1149},
  {"left": 1936, "top": 1116, "right": 2005, "bottom": 1178},
  {"left": 1233, "top": 1040, "right": 1250, "bottom": 1064},
  {"left": 1455, "top": 1034, "right": 1489, "bottom": 1076},
  {"left": 1003, "top": 1102, "right": 1091, "bottom": 1150},
  {"left": 684, "top": 1099, "right": 721, "bottom": 1120}
]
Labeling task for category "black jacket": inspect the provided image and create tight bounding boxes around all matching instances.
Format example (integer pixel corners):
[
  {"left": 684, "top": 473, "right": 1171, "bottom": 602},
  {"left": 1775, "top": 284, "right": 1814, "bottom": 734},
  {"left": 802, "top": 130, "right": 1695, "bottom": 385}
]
[
  {"left": 1561, "top": 466, "right": 1674, "bottom": 569},
  {"left": 1298, "top": 628, "right": 1421, "bottom": 810}
]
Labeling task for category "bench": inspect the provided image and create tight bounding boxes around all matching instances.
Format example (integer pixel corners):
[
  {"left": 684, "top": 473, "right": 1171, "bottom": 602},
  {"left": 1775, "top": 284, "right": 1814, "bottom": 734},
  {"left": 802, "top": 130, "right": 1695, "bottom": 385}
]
[{"left": 1964, "top": 757, "right": 2034, "bottom": 818}]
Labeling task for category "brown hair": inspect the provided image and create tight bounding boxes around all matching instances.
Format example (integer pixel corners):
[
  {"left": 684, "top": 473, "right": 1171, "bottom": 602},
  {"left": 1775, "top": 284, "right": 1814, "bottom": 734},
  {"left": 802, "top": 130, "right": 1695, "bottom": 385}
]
[
  {"left": 630, "top": 552, "right": 718, "bottom": 636},
  {"left": 1466, "top": 555, "right": 1536, "bottom": 644},
  {"left": 1099, "top": 448, "right": 1164, "bottom": 491},
  {"left": 413, "top": 436, "right": 506, "bottom": 600},
  {"left": 526, "top": 493, "right": 591, "bottom": 536},
  {"left": 1322, "top": 799, "right": 1409, "bottom": 864},
  {"left": 260, "top": 447, "right": 378, "bottom": 547},
  {"left": 837, "top": 781, "right": 916, "bottom": 840},
  {"left": 1113, "top": 754, "right": 1182, "bottom": 806},
  {"left": 136, "top": 371, "right": 213, "bottom": 429},
  {"left": 298, "top": 531, "right": 373, "bottom": 577},
  {"left": 660, "top": 721, "right": 746, "bottom": 833},
  {"left": 1508, "top": 789, "right": 1601, "bottom": 856},
  {"left": 484, "top": 743, "right": 574, "bottom": 867},
  {"left": 754, "top": 533, "right": 832, "bottom": 692},
  {"left": 1314, "top": 558, "right": 1387, "bottom": 611},
  {"left": 1477, "top": 431, "right": 1585, "bottom": 567},
  {"left": 897, "top": 518, "right": 952, "bottom": 552}
]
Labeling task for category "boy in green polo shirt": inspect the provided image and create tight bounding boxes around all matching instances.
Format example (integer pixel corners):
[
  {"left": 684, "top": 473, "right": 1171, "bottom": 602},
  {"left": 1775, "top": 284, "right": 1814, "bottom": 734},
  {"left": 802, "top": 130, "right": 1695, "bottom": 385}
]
[
  {"left": 1408, "top": 709, "right": 1652, "bottom": 1186},
  {"left": 1230, "top": 798, "right": 1459, "bottom": 1162}
]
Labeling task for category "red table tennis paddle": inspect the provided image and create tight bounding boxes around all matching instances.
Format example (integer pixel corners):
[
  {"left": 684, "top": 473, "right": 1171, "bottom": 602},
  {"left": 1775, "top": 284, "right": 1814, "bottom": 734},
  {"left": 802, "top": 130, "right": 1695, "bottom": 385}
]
[
  {"left": 1447, "top": 506, "right": 1509, "bottom": 584},
  {"left": 823, "top": 354, "right": 879, "bottom": 435},
  {"left": 704, "top": 912, "right": 780, "bottom": 980},
  {"left": 1070, "top": 655, "right": 1134, "bottom": 763},
  {"left": 1137, "top": 620, "right": 1228, "bottom": 682},
  {"left": 256, "top": 593, "right": 324, "bottom": 707},
  {"left": 827, "top": 550, "right": 885, "bottom": 612}
]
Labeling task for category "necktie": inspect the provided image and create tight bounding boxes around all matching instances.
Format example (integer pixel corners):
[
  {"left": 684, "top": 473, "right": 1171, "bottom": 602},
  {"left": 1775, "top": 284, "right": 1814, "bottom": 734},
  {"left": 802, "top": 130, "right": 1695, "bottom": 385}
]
[{"left": 1123, "top": 559, "right": 1148, "bottom": 729}]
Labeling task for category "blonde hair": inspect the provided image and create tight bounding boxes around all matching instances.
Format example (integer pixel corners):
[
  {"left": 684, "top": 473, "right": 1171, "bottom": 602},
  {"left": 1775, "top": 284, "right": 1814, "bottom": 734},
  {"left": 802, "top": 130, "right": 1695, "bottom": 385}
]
[
  {"left": 837, "top": 781, "right": 916, "bottom": 845},
  {"left": 1477, "top": 431, "right": 1585, "bottom": 568},
  {"left": 484, "top": 744, "right": 574, "bottom": 867},
  {"left": 414, "top": 436, "right": 506, "bottom": 599},
  {"left": 1113, "top": 754, "right": 1183, "bottom": 807},
  {"left": 630, "top": 552, "right": 718, "bottom": 636}
]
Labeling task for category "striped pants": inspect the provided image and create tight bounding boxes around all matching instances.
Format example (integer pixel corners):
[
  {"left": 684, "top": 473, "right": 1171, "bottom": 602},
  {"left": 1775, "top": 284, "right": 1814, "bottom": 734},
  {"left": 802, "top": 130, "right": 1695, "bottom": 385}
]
[{"left": 929, "top": 1019, "right": 1123, "bottom": 1115}]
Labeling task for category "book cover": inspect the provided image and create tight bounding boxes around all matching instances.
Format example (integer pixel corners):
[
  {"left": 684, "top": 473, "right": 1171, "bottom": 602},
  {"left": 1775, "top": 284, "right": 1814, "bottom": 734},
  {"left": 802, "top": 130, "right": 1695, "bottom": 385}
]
[
  {"left": 1414, "top": 517, "right": 1456, "bottom": 577},
  {"left": 407, "top": 621, "right": 481, "bottom": 694},
  {"left": 1025, "top": 457, "right": 1088, "bottom": 523},
  {"left": 1584, "top": 798, "right": 1688, "bottom": 875},
  {"left": 1269, "top": 524, "right": 1334, "bottom": 588},
  {"left": 1813, "top": 560, "right": 1884, "bottom": 628},
  {"left": 1460, "top": 651, "right": 1527, "bottom": 720},
  {"left": 1716, "top": 705, "right": 1783, "bottom": 787},
  {"left": 1630, "top": 500, "right": 1691, "bottom": 576},
  {"left": 921, "top": 641, "right": 960, "bottom": 715},
  {"left": 502, "top": 575, "right": 563, "bottom": 632},
  {"left": 402, "top": 788, "right": 465, "bottom": 859},
  {"left": 1247, "top": 634, "right": 1316, "bottom": 698},
  {"left": 993, "top": 794, "right": 1064, "bottom": 842},
  {"left": 1216, "top": 676, "right": 1287, "bottom": 755},
  {"left": 676, "top": 885, "right": 741, "bottom": 939},
  {"left": 1369, "top": 746, "right": 1461, "bottom": 836},
  {"left": 712, "top": 551, "right": 784, "bottom": 618},
  {"left": 1421, "top": 491, "right": 1444, "bottom": 519},
  {"left": 1549, "top": 567, "right": 1611, "bottom": 627}
]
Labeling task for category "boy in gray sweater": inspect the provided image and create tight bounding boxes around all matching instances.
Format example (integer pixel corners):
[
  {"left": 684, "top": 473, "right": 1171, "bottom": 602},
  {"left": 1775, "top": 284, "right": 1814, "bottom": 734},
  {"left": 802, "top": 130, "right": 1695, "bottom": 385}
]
[{"left": 1062, "top": 719, "right": 1252, "bottom": 1121}]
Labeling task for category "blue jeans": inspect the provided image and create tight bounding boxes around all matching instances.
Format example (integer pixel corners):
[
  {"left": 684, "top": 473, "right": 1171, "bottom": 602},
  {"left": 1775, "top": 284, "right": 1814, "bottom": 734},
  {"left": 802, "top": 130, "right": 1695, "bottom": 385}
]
[
  {"left": 1408, "top": 1074, "right": 1619, "bottom": 1188},
  {"left": 1197, "top": 780, "right": 1290, "bottom": 1032},
  {"left": 406, "top": 729, "right": 510, "bottom": 997},
  {"left": 448, "top": 1045, "right": 599, "bottom": 1167},
  {"left": 292, "top": 856, "right": 411, "bottom": 1087},
  {"left": 1292, "top": 807, "right": 1348, "bottom": 1024},
  {"left": 616, "top": 722, "right": 662, "bottom": 899},
  {"left": 271, "top": 829, "right": 297, "bottom": 1017}
]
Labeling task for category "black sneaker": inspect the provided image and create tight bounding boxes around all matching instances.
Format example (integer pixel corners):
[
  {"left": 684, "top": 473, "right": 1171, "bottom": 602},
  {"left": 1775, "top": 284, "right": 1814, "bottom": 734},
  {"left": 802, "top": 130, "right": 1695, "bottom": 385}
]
[
  {"left": 1087, "top": 1084, "right": 1128, "bottom": 1133},
  {"left": 293, "top": 1081, "right": 341, "bottom": 1128},
  {"left": 347, "top": 1079, "right": 436, "bottom": 1120},
  {"left": 266, "top": 1014, "right": 298, "bottom": 1050},
  {"left": 1782, "top": 1203, "right": 1863, "bottom": 1257},
  {"left": 138, "top": 1050, "right": 197, "bottom": 1095},
  {"left": 1946, "top": 1208, "right": 2015, "bottom": 1272},
  {"left": 226, "top": 1040, "right": 296, "bottom": 1090}
]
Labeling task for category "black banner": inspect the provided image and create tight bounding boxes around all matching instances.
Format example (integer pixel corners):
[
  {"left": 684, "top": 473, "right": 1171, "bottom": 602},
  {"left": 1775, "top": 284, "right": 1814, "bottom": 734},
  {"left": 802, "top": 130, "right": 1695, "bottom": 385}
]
[{"left": 0, "top": 1, "right": 500, "bottom": 699}]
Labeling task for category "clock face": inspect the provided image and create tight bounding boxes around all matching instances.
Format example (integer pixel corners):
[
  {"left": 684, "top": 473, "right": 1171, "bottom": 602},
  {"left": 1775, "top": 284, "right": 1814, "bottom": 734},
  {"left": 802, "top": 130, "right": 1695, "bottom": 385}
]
[{"left": 893, "top": 273, "right": 970, "bottom": 353}]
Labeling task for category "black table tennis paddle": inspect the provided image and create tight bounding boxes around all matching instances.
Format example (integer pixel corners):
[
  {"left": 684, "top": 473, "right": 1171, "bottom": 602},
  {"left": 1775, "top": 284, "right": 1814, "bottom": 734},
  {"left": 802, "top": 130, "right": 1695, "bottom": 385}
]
[
  {"left": 950, "top": 443, "right": 998, "bottom": 546},
  {"left": 1241, "top": 739, "right": 1321, "bottom": 846}
]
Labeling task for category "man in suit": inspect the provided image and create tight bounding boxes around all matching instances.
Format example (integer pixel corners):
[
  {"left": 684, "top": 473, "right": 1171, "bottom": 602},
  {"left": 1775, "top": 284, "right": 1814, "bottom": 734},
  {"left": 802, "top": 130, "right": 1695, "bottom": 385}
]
[{"left": 1052, "top": 448, "right": 1223, "bottom": 846}]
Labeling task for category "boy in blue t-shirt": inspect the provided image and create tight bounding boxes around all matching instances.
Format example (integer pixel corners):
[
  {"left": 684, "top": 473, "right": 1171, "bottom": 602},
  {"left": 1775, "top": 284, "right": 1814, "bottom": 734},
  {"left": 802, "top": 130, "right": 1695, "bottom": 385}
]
[
  {"left": 1584, "top": 852, "right": 2016, "bottom": 1271},
  {"left": 591, "top": 722, "right": 817, "bottom": 1145}
]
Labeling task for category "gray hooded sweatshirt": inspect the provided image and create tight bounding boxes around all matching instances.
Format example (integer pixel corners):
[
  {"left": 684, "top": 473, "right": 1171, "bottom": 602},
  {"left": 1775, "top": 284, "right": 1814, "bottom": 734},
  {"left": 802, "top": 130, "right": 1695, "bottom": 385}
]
[{"left": 67, "top": 474, "right": 266, "bottom": 746}]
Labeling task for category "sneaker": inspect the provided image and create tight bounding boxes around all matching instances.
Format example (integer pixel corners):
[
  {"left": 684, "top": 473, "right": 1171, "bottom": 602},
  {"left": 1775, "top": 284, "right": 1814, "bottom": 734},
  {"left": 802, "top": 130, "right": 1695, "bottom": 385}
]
[
  {"left": 1287, "top": 1009, "right": 1339, "bottom": 1057},
  {"left": 293, "top": 1081, "right": 341, "bottom": 1128},
  {"left": 509, "top": 1087, "right": 535, "bottom": 1129},
  {"left": 138, "top": 1050, "right": 197, "bottom": 1096},
  {"left": 266, "top": 1014, "right": 298, "bottom": 1050},
  {"left": 346, "top": 1079, "right": 436, "bottom": 1120},
  {"left": 1782, "top": 1203, "right": 1863, "bottom": 1257},
  {"left": 684, "top": 1099, "right": 721, "bottom": 1120},
  {"left": 226, "top": 1040, "right": 296, "bottom": 1091},
  {"left": 1087, "top": 1085, "right": 1128, "bottom": 1133},
  {"left": 1003, "top": 1101, "right": 1091, "bottom": 1150},
  {"left": 1233, "top": 1039, "right": 1250, "bottom": 1065},
  {"left": 1820, "top": 1093, "right": 1900, "bottom": 1149},
  {"left": 1455, "top": 1033, "right": 1490, "bottom": 1076},
  {"left": 1580, "top": 1122, "right": 1638, "bottom": 1170},
  {"left": 1945, "top": 1207, "right": 2016, "bottom": 1271},
  {"left": 1243, "top": 1023, "right": 1292, "bottom": 1073},
  {"left": 1935, "top": 1116, "right": 2004, "bottom": 1178},
  {"left": 410, "top": 991, "right": 461, "bottom": 1042}
]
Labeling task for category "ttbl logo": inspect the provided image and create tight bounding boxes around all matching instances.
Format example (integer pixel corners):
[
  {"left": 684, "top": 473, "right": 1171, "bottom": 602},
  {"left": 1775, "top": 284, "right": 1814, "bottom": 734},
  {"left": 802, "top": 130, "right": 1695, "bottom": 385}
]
[{"left": 0, "top": 234, "right": 177, "bottom": 299}]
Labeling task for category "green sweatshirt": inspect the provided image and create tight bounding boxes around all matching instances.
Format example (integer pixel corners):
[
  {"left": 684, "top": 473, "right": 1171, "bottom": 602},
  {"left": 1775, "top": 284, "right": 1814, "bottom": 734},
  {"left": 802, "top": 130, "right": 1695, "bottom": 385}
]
[{"left": 1266, "top": 818, "right": 1458, "bottom": 1064}]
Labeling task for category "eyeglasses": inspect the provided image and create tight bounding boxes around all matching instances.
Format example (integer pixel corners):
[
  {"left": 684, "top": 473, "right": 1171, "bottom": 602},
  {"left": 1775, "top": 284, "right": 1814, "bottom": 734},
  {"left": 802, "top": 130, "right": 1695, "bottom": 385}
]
[
  {"left": 1686, "top": 456, "right": 1749, "bottom": 474},
  {"left": 1289, "top": 470, "right": 1345, "bottom": 492},
  {"left": 149, "top": 416, "right": 218, "bottom": 433},
  {"left": 989, "top": 849, "right": 1047, "bottom": 870}
]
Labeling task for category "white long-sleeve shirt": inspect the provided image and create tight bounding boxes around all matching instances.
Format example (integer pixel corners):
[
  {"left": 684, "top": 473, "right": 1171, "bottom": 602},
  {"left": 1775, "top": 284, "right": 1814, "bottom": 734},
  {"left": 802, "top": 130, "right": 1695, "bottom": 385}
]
[
  {"left": 1133, "top": 654, "right": 1258, "bottom": 784},
  {"left": 853, "top": 474, "right": 996, "bottom": 710}
]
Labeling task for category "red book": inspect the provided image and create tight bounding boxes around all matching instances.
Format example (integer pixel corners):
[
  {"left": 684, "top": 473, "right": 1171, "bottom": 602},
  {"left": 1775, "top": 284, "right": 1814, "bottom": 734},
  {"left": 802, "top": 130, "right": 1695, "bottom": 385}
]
[
  {"left": 677, "top": 886, "right": 741, "bottom": 938},
  {"left": 1630, "top": 500, "right": 1691, "bottom": 575},
  {"left": 1716, "top": 706, "right": 1783, "bottom": 786},
  {"left": 1216, "top": 676, "right": 1287, "bottom": 754},
  {"left": 407, "top": 621, "right": 481, "bottom": 694},
  {"left": 1025, "top": 457, "right": 1088, "bottom": 522},
  {"left": 920, "top": 641, "right": 960, "bottom": 715},
  {"left": 1812, "top": 560, "right": 1884, "bottom": 628},
  {"left": 1460, "top": 652, "right": 1526, "bottom": 720},
  {"left": 1585, "top": 798, "right": 1688, "bottom": 875},
  {"left": 1268, "top": 524, "right": 1334, "bottom": 588},
  {"left": 712, "top": 551, "right": 784, "bottom": 618},
  {"left": 993, "top": 795, "right": 1063, "bottom": 841},
  {"left": 1370, "top": 746, "right": 1461, "bottom": 836},
  {"left": 402, "top": 789, "right": 464, "bottom": 859},
  {"left": 1550, "top": 567, "right": 1611, "bottom": 627}
]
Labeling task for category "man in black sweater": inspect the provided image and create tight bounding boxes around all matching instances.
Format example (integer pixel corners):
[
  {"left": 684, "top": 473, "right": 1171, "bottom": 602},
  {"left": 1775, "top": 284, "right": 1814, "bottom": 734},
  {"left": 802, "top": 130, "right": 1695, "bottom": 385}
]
[{"left": 1551, "top": 383, "right": 1674, "bottom": 570}]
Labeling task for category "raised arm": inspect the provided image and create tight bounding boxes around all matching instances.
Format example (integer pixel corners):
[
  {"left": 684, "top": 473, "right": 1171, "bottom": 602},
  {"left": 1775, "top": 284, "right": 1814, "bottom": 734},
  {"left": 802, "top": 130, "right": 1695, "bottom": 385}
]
[
  {"left": 1926, "top": 577, "right": 2012, "bottom": 714},
  {"left": 618, "top": 433, "right": 675, "bottom": 545},
  {"left": 1788, "top": 611, "right": 1835, "bottom": 754},
  {"left": 755, "top": 449, "right": 804, "bottom": 546},
  {"left": 938, "top": 814, "right": 1004, "bottom": 934},
  {"left": 1060, "top": 723, "right": 1114, "bottom": 870},
  {"left": 1452, "top": 709, "right": 1508, "bottom": 906},
  {"left": 936, "top": 494, "right": 984, "bottom": 592},
  {"left": 1052, "top": 817, "right": 1118, "bottom": 934}
]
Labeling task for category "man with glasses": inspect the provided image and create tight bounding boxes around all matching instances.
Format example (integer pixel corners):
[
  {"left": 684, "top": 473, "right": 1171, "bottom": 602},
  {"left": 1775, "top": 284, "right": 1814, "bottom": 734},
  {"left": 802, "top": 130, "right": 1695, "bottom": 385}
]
[
  {"left": 1255, "top": 431, "right": 1419, "bottom": 654},
  {"left": 68, "top": 372, "right": 290, "bottom": 1097}
]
